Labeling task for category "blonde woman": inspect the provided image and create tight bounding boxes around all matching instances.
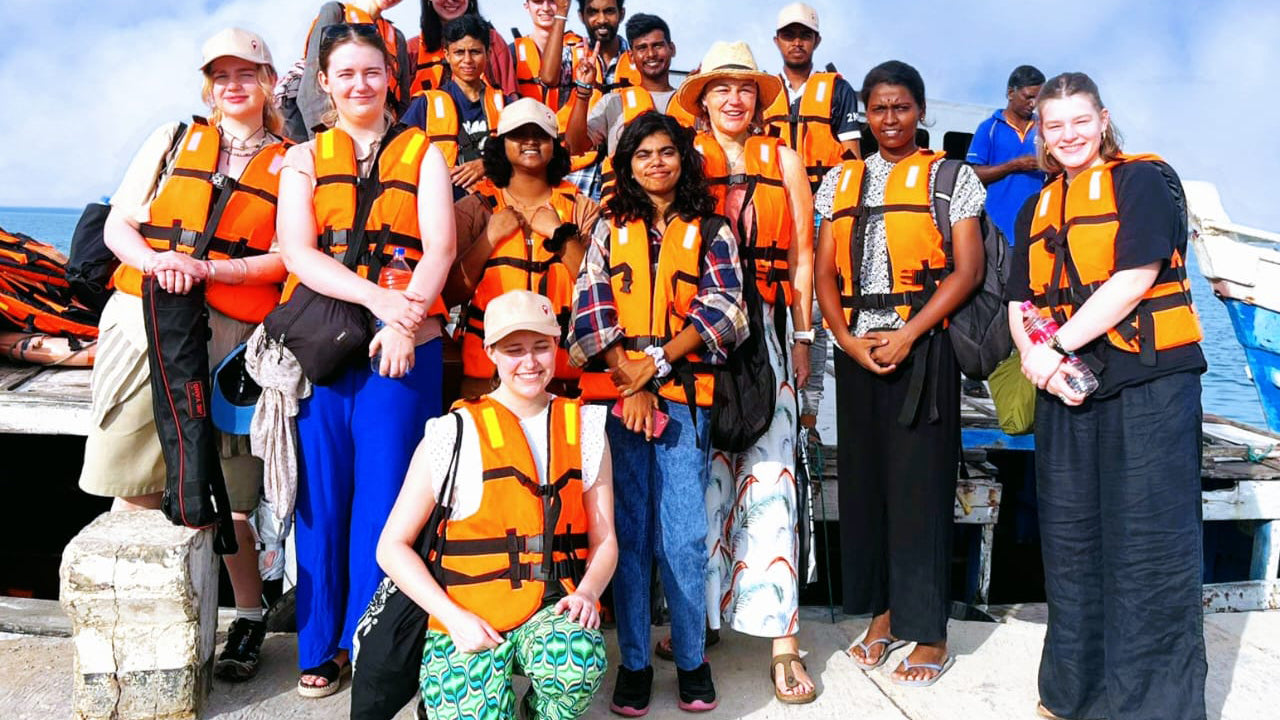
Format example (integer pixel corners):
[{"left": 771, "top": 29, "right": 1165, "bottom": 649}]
[{"left": 81, "top": 27, "right": 289, "bottom": 682}]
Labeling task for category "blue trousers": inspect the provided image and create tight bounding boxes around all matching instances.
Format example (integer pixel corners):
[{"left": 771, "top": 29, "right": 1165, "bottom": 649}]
[
  {"left": 1036, "top": 371, "right": 1207, "bottom": 720},
  {"left": 606, "top": 402, "right": 711, "bottom": 672},
  {"left": 294, "top": 340, "right": 442, "bottom": 669}
]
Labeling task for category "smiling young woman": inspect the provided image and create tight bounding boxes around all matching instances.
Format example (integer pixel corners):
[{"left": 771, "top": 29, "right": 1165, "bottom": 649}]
[
  {"left": 444, "top": 98, "right": 599, "bottom": 400},
  {"left": 80, "top": 27, "right": 289, "bottom": 684},
  {"left": 377, "top": 289, "right": 617, "bottom": 719},
  {"left": 568, "top": 111, "right": 748, "bottom": 715},
  {"left": 1006, "top": 72, "right": 1207, "bottom": 720},
  {"left": 813, "top": 59, "right": 986, "bottom": 689},
  {"left": 275, "top": 22, "right": 456, "bottom": 698},
  {"left": 671, "top": 39, "right": 820, "bottom": 705}
]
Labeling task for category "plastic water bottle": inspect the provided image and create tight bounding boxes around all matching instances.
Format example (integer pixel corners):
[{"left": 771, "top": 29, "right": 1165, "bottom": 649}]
[
  {"left": 1019, "top": 301, "right": 1100, "bottom": 397},
  {"left": 371, "top": 248, "right": 413, "bottom": 372}
]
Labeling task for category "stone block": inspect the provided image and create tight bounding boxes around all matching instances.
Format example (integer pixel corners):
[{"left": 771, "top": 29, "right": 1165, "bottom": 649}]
[{"left": 59, "top": 511, "right": 218, "bottom": 720}]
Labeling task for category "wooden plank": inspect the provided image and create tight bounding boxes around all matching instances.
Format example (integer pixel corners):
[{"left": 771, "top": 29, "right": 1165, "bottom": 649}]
[
  {"left": 1250, "top": 521, "right": 1280, "bottom": 581},
  {"left": 0, "top": 363, "right": 43, "bottom": 391},
  {"left": 0, "top": 364, "right": 91, "bottom": 435},
  {"left": 812, "top": 452, "right": 1000, "bottom": 525},
  {"left": 1202, "top": 480, "right": 1280, "bottom": 521},
  {"left": 1202, "top": 579, "right": 1280, "bottom": 613}
]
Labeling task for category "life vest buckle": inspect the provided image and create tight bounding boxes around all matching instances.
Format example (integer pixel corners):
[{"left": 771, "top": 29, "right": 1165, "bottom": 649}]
[{"left": 210, "top": 172, "right": 232, "bottom": 190}]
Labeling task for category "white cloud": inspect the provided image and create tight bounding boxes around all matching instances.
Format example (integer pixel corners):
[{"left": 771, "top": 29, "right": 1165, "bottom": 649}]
[{"left": 3, "top": 0, "right": 1277, "bottom": 231}]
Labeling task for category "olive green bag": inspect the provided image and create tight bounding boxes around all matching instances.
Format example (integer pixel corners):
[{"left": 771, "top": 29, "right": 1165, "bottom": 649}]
[{"left": 988, "top": 350, "right": 1036, "bottom": 435}]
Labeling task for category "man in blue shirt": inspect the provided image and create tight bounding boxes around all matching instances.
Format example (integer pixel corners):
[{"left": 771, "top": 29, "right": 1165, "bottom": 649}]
[{"left": 967, "top": 65, "right": 1046, "bottom": 245}]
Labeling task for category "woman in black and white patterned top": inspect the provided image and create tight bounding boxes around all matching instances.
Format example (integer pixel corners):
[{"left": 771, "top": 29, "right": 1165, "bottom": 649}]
[{"left": 813, "top": 60, "right": 985, "bottom": 688}]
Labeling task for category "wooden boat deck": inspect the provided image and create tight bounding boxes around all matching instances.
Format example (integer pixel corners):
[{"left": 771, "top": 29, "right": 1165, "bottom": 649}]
[{"left": 0, "top": 361, "right": 89, "bottom": 436}]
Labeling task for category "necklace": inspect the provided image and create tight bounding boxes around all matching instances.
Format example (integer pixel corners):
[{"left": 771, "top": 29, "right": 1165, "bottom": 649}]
[
  {"left": 220, "top": 126, "right": 269, "bottom": 157},
  {"left": 723, "top": 142, "right": 746, "bottom": 170}
]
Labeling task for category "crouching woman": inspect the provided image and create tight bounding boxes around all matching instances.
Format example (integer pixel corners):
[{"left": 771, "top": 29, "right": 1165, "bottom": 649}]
[{"left": 377, "top": 289, "right": 617, "bottom": 720}]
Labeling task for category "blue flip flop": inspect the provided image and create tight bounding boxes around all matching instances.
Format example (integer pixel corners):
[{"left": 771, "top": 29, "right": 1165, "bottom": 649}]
[
  {"left": 890, "top": 654, "right": 954, "bottom": 687},
  {"left": 846, "top": 635, "right": 908, "bottom": 670}
]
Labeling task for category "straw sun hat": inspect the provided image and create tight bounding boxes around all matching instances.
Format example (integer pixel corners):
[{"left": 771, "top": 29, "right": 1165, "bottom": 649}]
[{"left": 674, "top": 41, "right": 784, "bottom": 118}]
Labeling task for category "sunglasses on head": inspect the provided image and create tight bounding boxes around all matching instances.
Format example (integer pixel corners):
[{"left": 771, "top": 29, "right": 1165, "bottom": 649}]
[{"left": 320, "top": 22, "right": 382, "bottom": 42}]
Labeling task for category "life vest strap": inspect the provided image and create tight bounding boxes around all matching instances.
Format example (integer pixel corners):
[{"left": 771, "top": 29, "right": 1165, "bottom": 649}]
[
  {"left": 440, "top": 531, "right": 589, "bottom": 557},
  {"left": 707, "top": 173, "right": 785, "bottom": 189},
  {"left": 483, "top": 255, "right": 557, "bottom": 274},
  {"left": 435, "top": 557, "right": 587, "bottom": 587}
]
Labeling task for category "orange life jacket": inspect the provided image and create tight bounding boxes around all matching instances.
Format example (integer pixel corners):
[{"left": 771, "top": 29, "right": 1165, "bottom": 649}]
[
  {"left": 512, "top": 32, "right": 584, "bottom": 108},
  {"left": 427, "top": 395, "right": 590, "bottom": 633},
  {"left": 558, "top": 49, "right": 640, "bottom": 172},
  {"left": 1027, "top": 153, "right": 1202, "bottom": 364},
  {"left": 0, "top": 274, "right": 98, "bottom": 340},
  {"left": 597, "top": 86, "right": 698, "bottom": 204},
  {"left": 577, "top": 216, "right": 715, "bottom": 406},
  {"left": 113, "top": 119, "right": 287, "bottom": 324},
  {"left": 696, "top": 133, "right": 794, "bottom": 307},
  {"left": 763, "top": 72, "right": 849, "bottom": 190},
  {"left": 828, "top": 150, "right": 950, "bottom": 326},
  {"left": 0, "top": 226, "right": 68, "bottom": 289},
  {"left": 304, "top": 5, "right": 403, "bottom": 108},
  {"left": 458, "top": 180, "right": 582, "bottom": 382},
  {"left": 280, "top": 124, "right": 446, "bottom": 320},
  {"left": 417, "top": 85, "right": 505, "bottom": 167},
  {"left": 409, "top": 35, "right": 448, "bottom": 95}
]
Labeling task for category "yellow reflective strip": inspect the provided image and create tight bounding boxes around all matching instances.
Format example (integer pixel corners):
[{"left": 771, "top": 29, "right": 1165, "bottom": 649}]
[
  {"left": 401, "top": 133, "right": 425, "bottom": 164},
  {"left": 564, "top": 403, "right": 578, "bottom": 446},
  {"left": 319, "top": 131, "right": 334, "bottom": 160},
  {"left": 481, "top": 407, "right": 504, "bottom": 448}
]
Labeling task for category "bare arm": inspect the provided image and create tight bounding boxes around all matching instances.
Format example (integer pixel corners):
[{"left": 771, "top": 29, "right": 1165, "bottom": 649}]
[
  {"left": 539, "top": 0, "right": 573, "bottom": 86},
  {"left": 570, "top": 444, "right": 616, "bottom": 604},
  {"left": 780, "top": 146, "right": 814, "bottom": 332},
  {"left": 1054, "top": 262, "right": 1161, "bottom": 352},
  {"left": 972, "top": 155, "right": 1038, "bottom": 185},
  {"left": 409, "top": 144, "right": 457, "bottom": 306},
  {"left": 840, "top": 138, "right": 862, "bottom": 161}
]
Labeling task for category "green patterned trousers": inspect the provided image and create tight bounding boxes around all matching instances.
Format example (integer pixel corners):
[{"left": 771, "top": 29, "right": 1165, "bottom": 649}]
[{"left": 419, "top": 605, "right": 608, "bottom": 719}]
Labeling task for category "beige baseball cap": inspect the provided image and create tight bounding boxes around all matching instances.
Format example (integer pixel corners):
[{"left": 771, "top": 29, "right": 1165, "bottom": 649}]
[
  {"left": 484, "top": 290, "right": 563, "bottom": 347},
  {"left": 776, "top": 2, "right": 820, "bottom": 33},
  {"left": 200, "top": 27, "right": 274, "bottom": 71},
  {"left": 496, "top": 97, "right": 560, "bottom": 138}
]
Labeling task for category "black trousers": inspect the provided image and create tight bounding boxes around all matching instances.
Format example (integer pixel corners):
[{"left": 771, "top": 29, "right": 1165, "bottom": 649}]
[
  {"left": 835, "top": 331, "right": 959, "bottom": 643},
  {"left": 1036, "top": 371, "right": 1207, "bottom": 720}
]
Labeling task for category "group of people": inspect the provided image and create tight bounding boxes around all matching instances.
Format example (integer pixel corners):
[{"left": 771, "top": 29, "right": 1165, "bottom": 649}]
[{"left": 76, "top": 1, "right": 1210, "bottom": 719}]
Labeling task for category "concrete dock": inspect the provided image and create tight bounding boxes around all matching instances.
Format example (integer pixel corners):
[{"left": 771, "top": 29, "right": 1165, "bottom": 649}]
[{"left": 3, "top": 603, "right": 1277, "bottom": 719}]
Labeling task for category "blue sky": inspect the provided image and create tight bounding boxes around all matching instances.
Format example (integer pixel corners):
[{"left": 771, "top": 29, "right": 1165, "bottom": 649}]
[{"left": 3, "top": 0, "right": 1277, "bottom": 231}]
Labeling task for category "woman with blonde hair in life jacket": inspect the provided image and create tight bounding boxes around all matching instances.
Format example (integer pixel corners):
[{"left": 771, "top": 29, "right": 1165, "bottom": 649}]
[
  {"left": 403, "top": 14, "right": 505, "bottom": 199},
  {"left": 512, "top": 0, "right": 585, "bottom": 107},
  {"left": 378, "top": 289, "right": 617, "bottom": 720},
  {"left": 568, "top": 110, "right": 748, "bottom": 715},
  {"left": 1006, "top": 72, "right": 1206, "bottom": 720},
  {"left": 445, "top": 98, "right": 599, "bottom": 400},
  {"left": 79, "top": 27, "right": 289, "bottom": 684},
  {"left": 296, "top": 0, "right": 414, "bottom": 140},
  {"left": 409, "top": 0, "right": 519, "bottom": 97},
  {"left": 813, "top": 60, "right": 985, "bottom": 688},
  {"left": 669, "top": 40, "right": 819, "bottom": 704},
  {"left": 276, "top": 22, "right": 455, "bottom": 697}
]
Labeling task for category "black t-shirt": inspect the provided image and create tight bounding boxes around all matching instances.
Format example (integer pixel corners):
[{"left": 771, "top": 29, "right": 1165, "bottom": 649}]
[{"left": 1006, "top": 161, "right": 1206, "bottom": 398}]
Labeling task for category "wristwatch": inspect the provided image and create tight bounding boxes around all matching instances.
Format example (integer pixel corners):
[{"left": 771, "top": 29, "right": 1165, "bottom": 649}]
[
  {"left": 643, "top": 345, "right": 672, "bottom": 378},
  {"left": 792, "top": 329, "right": 815, "bottom": 345},
  {"left": 1047, "top": 334, "right": 1071, "bottom": 358}
]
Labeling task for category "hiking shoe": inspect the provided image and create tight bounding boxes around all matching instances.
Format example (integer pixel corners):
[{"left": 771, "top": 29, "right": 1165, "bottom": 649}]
[
  {"left": 215, "top": 618, "right": 266, "bottom": 682},
  {"left": 676, "top": 661, "right": 719, "bottom": 712},
  {"left": 610, "top": 665, "right": 654, "bottom": 717}
]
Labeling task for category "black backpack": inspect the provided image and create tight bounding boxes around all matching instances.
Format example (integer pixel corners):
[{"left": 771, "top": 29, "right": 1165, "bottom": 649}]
[
  {"left": 703, "top": 216, "right": 778, "bottom": 453},
  {"left": 932, "top": 159, "right": 1013, "bottom": 379}
]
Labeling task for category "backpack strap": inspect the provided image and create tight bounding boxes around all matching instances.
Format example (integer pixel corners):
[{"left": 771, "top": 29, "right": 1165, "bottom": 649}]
[
  {"left": 423, "top": 412, "right": 465, "bottom": 568},
  {"left": 932, "top": 158, "right": 963, "bottom": 271},
  {"left": 675, "top": 214, "right": 729, "bottom": 447}
]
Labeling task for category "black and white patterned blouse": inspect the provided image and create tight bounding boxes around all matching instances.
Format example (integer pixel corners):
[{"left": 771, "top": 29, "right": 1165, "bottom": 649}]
[{"left": 814, "top": 153, "right": 986, "bottom": 336}]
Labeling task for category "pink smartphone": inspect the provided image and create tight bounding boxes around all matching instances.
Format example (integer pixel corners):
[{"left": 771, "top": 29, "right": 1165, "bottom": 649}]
[{"left": 611, "top": 398, "right": 670, "bottom": 438}]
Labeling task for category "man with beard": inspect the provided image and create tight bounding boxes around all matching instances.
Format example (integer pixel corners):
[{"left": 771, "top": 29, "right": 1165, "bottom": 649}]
[
  {"left": 563, "top": 14, "right": 692, "bottom": 160},
  {"left": 765, "top": 3, "right": 861, "bottom": 439},
  {"left": 540, "top": 0, "right": 639, "bottom": 200}
]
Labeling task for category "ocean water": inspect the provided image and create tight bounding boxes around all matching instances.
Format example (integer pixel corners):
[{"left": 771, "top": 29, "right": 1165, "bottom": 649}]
[{"left": 0, "top": 205, "right": 1267, "bottom": 429}]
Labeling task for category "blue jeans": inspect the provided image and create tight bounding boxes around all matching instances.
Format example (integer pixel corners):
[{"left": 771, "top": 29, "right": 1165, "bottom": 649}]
[{"left": 605, "top": 401, "right": 711, "bottom": 672}]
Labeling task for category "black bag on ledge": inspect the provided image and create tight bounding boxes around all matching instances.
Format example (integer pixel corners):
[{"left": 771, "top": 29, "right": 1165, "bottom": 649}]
[{"left": 142, "top": 276, "right": 237, "bottom": 555}]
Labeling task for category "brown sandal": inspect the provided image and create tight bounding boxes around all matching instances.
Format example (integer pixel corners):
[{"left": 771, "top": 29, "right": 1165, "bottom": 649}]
[{"left": 768, "top": 653, "right": 817, "bottom": 704}]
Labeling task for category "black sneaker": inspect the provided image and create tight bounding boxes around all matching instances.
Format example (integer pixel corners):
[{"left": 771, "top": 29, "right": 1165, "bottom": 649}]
[
  {"left": 215, "top": 618, "right": 266, "bottom": 682},
  {"left": 962, "top": 378, "right": 989, "bottom": 398},
  {"left": 676, "top": 661, "right": 718, "bottom": 712},
  {"left": 610, "top": 665, "right": 654, "bottom": 717}
]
